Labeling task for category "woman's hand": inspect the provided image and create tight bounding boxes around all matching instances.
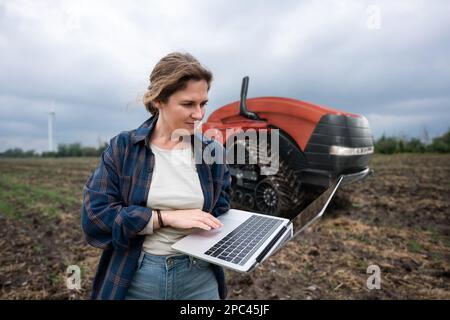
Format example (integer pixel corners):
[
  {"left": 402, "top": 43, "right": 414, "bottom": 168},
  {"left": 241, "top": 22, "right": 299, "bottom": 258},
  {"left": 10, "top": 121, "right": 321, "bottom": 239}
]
[{"left": 161, "top": 209, "right": 223, "bottom": 231}]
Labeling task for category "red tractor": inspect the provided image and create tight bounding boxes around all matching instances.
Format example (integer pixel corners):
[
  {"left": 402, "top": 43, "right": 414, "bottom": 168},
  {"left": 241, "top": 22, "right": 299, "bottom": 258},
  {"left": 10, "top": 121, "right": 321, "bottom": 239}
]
[{"left": 202, "top": 77, "right": 374, "bottom": 219}]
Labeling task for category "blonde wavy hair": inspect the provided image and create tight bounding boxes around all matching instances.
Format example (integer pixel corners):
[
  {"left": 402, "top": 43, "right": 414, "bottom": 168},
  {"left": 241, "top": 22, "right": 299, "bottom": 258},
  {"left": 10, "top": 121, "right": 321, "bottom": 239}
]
[{"left": 143, "top": 52, "right": 213, "bottom": 115}]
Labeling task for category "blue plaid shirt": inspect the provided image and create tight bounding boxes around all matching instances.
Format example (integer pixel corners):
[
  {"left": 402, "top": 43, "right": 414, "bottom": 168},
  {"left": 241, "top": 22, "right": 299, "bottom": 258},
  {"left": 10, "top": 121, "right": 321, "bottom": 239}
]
[{"left": 81, "top": 115, "right": 231, "bottom": 299}]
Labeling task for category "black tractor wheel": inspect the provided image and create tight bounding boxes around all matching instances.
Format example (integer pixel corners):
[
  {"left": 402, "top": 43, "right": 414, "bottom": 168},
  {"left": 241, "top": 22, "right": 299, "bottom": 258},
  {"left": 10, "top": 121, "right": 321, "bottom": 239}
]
[{"left": 227, "top": 129, "right": 306, "bottom": 219}]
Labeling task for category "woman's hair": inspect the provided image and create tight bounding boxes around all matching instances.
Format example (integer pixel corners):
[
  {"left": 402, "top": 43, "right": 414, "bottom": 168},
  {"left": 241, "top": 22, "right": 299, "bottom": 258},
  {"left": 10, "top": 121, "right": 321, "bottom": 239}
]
[{"left": 143, "top": 52, "right": 213, "bottom": 115}]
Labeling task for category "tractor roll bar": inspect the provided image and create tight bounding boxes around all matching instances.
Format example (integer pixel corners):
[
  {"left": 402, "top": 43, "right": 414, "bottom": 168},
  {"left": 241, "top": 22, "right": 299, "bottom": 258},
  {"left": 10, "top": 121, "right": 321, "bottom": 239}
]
[{"left": 239, "top": 76, "right": 261, "bottom": 121}]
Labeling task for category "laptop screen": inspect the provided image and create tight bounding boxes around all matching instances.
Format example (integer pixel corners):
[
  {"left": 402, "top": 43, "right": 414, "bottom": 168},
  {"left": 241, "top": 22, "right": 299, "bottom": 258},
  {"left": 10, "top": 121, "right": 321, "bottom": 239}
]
[{"left": 291, "top": 175, "right": 344, "bottom": 237}]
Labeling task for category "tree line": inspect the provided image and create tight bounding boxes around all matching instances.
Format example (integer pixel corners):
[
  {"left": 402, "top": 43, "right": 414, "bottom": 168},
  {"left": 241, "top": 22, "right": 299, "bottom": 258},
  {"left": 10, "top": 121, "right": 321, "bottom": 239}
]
[
  {"left": 375, "top": 128, "right": 450, "bottom": 154},
  {"left": 0, "top": 142, "right": 108, "bottom": 158},
  {"left": 0, "top": 128, "right": 449, "bottom": 157}
]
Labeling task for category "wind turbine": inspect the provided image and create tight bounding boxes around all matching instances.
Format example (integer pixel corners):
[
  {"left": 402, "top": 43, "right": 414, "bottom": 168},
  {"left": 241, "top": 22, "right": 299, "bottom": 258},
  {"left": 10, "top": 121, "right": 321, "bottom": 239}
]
[{"left": 47, "top": 103, "right": 56, "bottom": 152}]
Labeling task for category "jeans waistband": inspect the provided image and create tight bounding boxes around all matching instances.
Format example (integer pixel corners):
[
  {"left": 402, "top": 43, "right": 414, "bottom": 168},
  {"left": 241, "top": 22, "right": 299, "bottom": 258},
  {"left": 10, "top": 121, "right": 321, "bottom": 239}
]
[{"left": 138, "top": 251, "right": 194, "bottom": 269}]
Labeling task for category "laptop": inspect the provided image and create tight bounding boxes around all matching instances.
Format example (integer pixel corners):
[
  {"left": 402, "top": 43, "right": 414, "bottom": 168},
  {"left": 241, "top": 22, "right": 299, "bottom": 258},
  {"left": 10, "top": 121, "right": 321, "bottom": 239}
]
[{"left": 172, "top": 175, "right": 344, "bottom": 272}]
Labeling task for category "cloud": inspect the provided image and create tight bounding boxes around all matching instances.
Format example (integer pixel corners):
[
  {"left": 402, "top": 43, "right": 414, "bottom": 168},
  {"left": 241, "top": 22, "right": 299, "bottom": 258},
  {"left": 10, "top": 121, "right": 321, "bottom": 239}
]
[{"left": 0, "top": 0, "right": 449, "bottom": 152}]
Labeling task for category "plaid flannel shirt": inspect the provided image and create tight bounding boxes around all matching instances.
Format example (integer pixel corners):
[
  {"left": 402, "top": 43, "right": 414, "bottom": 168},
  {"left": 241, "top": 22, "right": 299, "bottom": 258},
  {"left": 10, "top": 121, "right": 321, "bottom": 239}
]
[{"left": 81, "top": 115, "right": 231, "bottom": 299}]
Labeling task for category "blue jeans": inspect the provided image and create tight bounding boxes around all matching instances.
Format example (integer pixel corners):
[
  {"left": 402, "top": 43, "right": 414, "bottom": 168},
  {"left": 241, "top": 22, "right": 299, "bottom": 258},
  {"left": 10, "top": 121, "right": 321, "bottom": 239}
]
[{"left": 125, "top": 252, "right": 220, "bottom": 300}]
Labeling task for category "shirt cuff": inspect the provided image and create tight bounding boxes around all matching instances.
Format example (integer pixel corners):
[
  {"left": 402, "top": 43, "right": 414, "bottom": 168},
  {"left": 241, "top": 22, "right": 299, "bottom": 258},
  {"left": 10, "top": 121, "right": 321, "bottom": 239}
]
[{"left": 137, "top": 211, "right": 154, "bottom": 235}]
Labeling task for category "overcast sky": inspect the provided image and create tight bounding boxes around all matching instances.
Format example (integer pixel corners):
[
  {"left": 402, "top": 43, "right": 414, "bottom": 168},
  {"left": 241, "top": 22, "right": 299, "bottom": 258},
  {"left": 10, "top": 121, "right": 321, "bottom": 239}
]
[{"left": 1, "top": 0, "right": 449, "bottom": 153}]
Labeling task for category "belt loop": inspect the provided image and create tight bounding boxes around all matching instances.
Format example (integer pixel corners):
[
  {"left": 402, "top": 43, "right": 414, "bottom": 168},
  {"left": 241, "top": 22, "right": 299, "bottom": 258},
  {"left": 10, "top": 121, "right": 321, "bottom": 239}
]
[{"left": 188, "top": 256, "right": 193, "bottom": 270}]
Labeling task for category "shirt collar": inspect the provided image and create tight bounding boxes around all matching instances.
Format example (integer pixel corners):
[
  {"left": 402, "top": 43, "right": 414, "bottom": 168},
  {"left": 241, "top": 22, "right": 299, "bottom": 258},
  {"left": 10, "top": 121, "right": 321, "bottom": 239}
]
[{"left": 130, "top": 114, "right": 158, "bottom": 146}]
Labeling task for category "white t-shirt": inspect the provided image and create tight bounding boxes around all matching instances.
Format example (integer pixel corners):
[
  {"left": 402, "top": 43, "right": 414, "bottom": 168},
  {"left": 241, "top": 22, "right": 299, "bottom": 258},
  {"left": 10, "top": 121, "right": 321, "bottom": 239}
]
[{"left": 139, "top": 142, "right": 205, "bottom": 255}]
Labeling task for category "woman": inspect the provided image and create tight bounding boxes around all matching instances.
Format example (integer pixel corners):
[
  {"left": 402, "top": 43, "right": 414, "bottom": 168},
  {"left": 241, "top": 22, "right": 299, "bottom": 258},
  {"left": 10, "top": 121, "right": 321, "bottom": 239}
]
[{"left": 81, "top": 52, "right": 231, "bottom": 300}]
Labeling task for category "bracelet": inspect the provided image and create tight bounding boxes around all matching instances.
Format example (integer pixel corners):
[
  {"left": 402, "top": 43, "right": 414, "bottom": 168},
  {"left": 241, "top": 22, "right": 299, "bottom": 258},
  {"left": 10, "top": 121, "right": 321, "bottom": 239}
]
[{"left": 156, "top": 209, "right": 165, "bottom": 228}]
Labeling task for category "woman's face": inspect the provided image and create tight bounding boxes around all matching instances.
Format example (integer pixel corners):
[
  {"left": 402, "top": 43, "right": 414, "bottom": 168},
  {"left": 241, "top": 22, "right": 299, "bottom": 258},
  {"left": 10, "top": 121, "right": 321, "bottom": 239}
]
[{"left": 155, "top": 79, "right": 209, "bottom": 135}]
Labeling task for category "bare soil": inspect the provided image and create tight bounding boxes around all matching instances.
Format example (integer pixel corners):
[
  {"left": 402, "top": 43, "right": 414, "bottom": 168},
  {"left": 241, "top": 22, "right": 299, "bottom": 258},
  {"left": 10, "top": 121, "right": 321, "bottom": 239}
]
[{"left": 0, "top": 154, "right": 449, "bottom": 299}]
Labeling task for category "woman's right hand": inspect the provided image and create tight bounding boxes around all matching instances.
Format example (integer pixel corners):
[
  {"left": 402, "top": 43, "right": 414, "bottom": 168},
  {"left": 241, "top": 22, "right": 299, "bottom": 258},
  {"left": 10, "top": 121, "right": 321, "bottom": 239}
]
[{"left": 161, "top": 209, "right": 223, "bottom": 231}]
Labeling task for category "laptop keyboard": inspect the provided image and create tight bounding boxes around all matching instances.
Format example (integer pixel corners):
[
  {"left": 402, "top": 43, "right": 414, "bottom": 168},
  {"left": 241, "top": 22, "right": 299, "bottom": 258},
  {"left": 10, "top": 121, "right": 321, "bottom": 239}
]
[{"left": 204, "top": 215, "right": 283, "bottom": 266}]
